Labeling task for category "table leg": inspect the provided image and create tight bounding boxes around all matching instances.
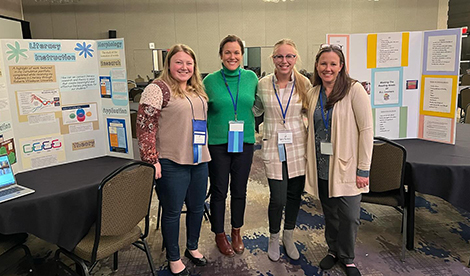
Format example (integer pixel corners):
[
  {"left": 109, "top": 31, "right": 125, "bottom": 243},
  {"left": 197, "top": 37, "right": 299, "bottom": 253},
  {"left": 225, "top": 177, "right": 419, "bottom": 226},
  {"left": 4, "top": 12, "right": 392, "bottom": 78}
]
[{"left": 406, "top": 183, "right": 415, "bottom": 250}]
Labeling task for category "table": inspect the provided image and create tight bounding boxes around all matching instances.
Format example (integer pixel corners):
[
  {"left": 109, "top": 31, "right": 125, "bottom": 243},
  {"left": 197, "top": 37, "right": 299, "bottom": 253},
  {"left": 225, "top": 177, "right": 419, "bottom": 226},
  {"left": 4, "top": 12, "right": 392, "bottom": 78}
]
[
  {"left": 0, "top": 156, "right": 134, "bottom": 251},
  {"left": 394, "top": 123, "right": 470, "bottom": 249}
]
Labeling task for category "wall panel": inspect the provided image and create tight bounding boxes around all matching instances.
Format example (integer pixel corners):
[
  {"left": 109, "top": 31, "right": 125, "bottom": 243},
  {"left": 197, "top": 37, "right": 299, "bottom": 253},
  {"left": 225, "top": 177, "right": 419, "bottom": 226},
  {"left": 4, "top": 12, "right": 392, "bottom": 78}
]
[{"left": 22, "top": 0, "right": 448, "bottom": 76}]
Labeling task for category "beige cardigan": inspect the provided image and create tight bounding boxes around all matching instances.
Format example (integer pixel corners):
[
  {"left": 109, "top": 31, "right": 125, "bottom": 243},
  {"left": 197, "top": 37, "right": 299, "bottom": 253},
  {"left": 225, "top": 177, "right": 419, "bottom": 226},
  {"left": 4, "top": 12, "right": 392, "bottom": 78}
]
[{"left": 305, "top": 82, "right": 373, "bottom": 198}]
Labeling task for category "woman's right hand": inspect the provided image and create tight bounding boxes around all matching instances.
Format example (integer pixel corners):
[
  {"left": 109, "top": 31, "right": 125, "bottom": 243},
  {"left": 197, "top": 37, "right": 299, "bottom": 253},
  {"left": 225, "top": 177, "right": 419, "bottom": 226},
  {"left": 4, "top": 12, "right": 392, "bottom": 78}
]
[{"left": 154, "top": 162, "right": 162, "bottom": 179}]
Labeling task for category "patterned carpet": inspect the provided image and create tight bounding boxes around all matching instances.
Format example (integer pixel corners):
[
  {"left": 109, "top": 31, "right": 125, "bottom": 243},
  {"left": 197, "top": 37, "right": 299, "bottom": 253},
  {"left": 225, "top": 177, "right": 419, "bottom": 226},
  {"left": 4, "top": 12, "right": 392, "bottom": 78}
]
[{"left": 4, "top": 138, "right": 470, "bottom": 276}]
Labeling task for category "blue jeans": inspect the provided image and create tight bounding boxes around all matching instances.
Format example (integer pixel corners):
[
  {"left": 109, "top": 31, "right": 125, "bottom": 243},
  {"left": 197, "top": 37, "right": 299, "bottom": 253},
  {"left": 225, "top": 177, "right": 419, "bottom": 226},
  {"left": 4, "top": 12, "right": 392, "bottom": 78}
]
[{"left": 156, "top": 159, "right": 208, "bottom": 261}]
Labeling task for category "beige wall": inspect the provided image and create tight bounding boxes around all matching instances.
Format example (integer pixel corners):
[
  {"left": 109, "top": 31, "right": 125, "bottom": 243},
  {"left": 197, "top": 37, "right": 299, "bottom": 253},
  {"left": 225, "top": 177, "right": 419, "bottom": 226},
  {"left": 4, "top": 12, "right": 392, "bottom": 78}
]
[
  {"left": 1, "top": 0, "right": 23, "bottom": 20},
  {"left": 22, "top": 0, "right": 448, "bottom": 80}
]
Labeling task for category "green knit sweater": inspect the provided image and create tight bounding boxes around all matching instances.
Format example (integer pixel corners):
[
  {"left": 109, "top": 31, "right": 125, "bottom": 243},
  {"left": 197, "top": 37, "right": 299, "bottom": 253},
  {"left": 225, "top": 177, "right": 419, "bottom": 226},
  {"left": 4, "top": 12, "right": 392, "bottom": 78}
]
[{"left": 203, "top": 66, "right": 258, "bottom": 145}]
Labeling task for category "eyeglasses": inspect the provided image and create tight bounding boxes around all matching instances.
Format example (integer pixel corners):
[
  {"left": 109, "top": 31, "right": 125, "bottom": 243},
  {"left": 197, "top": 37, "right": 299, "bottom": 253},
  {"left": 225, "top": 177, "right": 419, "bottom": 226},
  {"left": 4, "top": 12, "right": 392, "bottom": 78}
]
[
  {"left": 319, "top": 43, "right": 343, "bottom": 51},
  {"left": 272, "top": 54, "right": 296, "bottom": 62}
]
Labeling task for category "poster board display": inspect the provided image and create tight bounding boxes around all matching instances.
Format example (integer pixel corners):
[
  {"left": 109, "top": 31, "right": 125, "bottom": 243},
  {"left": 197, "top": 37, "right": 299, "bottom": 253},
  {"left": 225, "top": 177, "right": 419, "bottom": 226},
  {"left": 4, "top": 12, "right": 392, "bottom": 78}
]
[
  {"left": 0, "top": 38, "right": 133, "bottom": 172},
  {"left": 328, "top": 28, "right": 461, "bottom": 144}
]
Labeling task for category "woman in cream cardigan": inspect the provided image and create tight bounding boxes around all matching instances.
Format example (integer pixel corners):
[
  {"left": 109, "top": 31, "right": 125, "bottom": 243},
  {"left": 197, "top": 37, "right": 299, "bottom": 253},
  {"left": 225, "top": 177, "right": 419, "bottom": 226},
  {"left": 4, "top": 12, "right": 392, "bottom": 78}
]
[{"left": 305, "top": 44, "right": 373, "bottom": 276}]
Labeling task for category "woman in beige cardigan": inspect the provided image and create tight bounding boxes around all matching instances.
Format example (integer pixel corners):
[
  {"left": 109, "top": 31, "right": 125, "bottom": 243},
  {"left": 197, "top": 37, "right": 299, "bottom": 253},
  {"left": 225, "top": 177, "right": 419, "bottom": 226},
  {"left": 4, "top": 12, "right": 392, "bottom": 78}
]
[
  {"left": 305, "top": 44, "right": 373, "bottom": 276},
  {"left": 254, "top": 39, "right": 311, "bottom": 262}
]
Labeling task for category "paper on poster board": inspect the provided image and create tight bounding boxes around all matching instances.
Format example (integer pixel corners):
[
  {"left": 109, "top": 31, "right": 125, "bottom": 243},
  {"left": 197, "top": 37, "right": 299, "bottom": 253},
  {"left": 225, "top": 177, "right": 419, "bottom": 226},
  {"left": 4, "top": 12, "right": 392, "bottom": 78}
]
[
  {"left": 19, "top": 134, "right": 66, "bottom": 169},
  {"left": 0, "top": 138, "right": 16, "bottom": 164},
  {"left": 0, "top": 121, "right": 12, "bottom": 134},
  {"left": 112, "top": 81, "right": 127, "bottom": 93},
  {"left": 69, "top": 122, "right": 93, "bottom": 134},
  {"left": 61, "top": 103, "right": 98, "bottom": 125},
  {"left": 9, "top": 65, "right": 56, "bottom": 84},
  {"left": 28, "top": 113, "right": 56, "bottom": 125},
  {"left": 17, "top": 89, "right": 60, "bottom": 116},
  {"left": 107, "top": 118, "right": 128, "bottom": 153},
  {"left": 102, "top": 107, "right": 128, "bottom": 116},
  {"left": 422, "top": 116, "right": 452, "bottom": 143},
  {"left": 99, "top": 76, "right": 112, "bottom": 98},
  {"left": 426, "top": 35, "right": 456, "bottom": 72},
  {"left": 423, "top": 77, "right": 453, "bottom": 114},
  {"left": 376, "top": 33, "right": 402, "bottom": 68},
  {"left": 373, "top": 70, "right": 400, "bottom": 106},
  {"left": 111, "top": 68, "right": 126, "bottom": 80},
  {"left": 59, "top": 74, "right": 98, "bottom": 92},
  {"left": 375, "top": 107, "right": 400, "bottom": 138},
  {"left": 72, "top": 139, "right": 95, "bottom": 151},
  {"left": 100, "top": 50, "right": 120, "bottom": 59}
]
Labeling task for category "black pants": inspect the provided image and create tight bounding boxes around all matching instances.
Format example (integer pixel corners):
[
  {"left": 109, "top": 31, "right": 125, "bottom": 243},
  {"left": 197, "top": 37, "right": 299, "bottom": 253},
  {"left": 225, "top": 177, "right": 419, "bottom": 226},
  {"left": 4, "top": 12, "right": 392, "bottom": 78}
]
[
  {"left": 208, "top": 143, "right": 254, "bottom": 234},
  {"left": 268, "top": 161, "right": 305, "bottom": 233},
  {"left": 318, "top": 178, "right": 361, "bottom": 264}
]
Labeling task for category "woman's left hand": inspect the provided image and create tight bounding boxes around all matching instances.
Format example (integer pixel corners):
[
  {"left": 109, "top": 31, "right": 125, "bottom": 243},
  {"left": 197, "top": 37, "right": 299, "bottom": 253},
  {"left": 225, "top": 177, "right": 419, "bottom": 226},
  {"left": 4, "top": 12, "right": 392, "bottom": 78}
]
[{"left": 356, "top": 176, "right": 369, "bottom": 189}]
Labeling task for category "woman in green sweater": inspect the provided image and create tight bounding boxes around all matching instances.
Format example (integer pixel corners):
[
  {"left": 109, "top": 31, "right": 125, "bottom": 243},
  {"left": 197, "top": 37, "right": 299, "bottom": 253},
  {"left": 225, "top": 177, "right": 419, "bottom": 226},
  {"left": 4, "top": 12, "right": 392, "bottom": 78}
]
[{"left": 203, "top": 34, "right": 258, "bottom": 257}]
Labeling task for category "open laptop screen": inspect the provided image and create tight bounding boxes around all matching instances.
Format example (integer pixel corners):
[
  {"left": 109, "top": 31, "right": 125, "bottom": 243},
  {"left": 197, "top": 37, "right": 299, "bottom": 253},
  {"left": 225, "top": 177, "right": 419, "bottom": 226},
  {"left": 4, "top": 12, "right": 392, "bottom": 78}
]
[{"left": 0, "top": 155, "right": 15, "bottom": 188}]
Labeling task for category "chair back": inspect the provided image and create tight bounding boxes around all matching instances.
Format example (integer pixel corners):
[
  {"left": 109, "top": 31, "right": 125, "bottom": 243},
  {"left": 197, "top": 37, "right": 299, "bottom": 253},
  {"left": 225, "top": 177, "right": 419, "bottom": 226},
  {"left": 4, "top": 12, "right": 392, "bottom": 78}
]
[
  {"left": 461, "top": 74, "right": 470, "bottom": 85},
  {"left": 461, "top": 87, "right": 470, "bottom": 111},
  {"left": 127, "top": 80, "right": 136, "bottom": 91},
  {"left": 465, "top": 104, "right": 470, "bottom": 124},
  {"left": 369, "top": 137, "right": 407, "bottom": 193},
  {"left": 129, "top": 87, "right": 144, "bottom": 102},
  {"left": 98, "top": 161, "right": 155, "bottom": 237}
]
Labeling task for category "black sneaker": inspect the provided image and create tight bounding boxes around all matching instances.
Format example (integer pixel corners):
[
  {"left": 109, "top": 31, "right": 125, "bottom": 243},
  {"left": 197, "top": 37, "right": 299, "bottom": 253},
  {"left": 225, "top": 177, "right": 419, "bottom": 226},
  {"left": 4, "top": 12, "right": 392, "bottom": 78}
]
[
  {"left": 345, "top": 265, "right": 361, "bottom": 276},
  {"left": 319, "top": 254, "right": 338, "bottom": 270}
]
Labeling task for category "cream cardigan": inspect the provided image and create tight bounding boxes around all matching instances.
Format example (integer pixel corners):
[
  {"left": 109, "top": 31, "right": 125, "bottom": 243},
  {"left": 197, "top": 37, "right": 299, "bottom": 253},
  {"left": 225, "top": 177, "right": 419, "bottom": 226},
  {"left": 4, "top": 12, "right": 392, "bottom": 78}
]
[{"left": 305, "top": 82, "right": 374, "bottom": 198}]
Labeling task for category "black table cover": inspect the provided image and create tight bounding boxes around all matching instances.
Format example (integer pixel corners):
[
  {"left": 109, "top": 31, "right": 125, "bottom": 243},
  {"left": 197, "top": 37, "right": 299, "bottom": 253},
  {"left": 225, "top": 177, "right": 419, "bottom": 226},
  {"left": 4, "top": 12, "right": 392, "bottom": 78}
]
[
  {"left": 395, "top": 123, "right": 470, "bottom": 212},
  {"left": 0, "top": 156, "right": 134, "bottom": 251}
]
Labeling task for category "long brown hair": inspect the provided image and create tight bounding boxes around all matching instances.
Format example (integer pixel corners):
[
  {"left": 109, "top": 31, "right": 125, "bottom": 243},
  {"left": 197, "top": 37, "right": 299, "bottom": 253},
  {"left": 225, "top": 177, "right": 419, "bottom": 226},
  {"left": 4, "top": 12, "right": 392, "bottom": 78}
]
[
  {"left": 312, "top": 45, "right": 355, "bottom": 109},
  {"left": 271, "top": 38, "right": 310, "bottom": 109},
  {"left": 159, "top": 44, "right": 207, "bottom": 100}
]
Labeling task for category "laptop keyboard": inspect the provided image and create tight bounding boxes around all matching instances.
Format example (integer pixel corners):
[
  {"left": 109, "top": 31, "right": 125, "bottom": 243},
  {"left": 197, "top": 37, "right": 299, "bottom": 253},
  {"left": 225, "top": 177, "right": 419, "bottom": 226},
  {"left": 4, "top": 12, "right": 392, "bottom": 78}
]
[{"left": 0, "top": 186, "right": 24, "bottom": 197}]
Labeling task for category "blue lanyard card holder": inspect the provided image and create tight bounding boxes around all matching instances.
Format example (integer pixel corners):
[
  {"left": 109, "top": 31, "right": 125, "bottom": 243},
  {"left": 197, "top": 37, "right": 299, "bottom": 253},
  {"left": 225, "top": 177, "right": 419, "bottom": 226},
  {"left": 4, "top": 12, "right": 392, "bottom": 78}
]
[
  {"left": 192, "top": 119, "right": 207, "bottom": 145},
  {"left": 228, "top": 120, "right": 244, "bottom": 153},
  {"left": 192, "top": 119, "right": 206, "bottom": 164}
]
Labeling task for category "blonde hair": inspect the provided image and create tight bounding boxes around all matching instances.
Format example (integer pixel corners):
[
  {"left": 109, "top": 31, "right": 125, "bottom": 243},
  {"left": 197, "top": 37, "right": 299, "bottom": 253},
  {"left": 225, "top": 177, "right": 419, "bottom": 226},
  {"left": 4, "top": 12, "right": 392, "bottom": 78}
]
[
  {"left": 159, "top": 44, "right": 207, "bottom": 100},
  {"left": 271, "top": 38, "right": 310, "bottom": 109}
]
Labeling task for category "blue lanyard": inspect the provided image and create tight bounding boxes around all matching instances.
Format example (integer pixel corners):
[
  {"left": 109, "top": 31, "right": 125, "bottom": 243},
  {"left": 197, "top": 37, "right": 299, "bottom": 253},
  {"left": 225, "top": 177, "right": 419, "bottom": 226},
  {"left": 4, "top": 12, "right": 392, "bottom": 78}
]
[
  {"left": 220, "top": 68, "right": 241, "bottom": 121},
  {"left": 272, "top": 76, "right": 295, "bottom": 125},
  {"left": 319, "top": 88, "right": 330, "bottom": 132}
]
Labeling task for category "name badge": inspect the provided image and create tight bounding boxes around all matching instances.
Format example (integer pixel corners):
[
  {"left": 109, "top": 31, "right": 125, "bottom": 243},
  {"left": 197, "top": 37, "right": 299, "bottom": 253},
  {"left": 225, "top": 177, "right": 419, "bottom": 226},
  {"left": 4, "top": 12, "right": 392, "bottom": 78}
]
[
  {"left": 228, "top": 121, "right": 244, "bottom": 153},
  {"left": 278, "top": 130, "right": 293, "bottom": 144},
  {"left": 193, "top": 119, "right": 207, "bottom": 145},
  {"left": 320, "top": 141, "right": 333, "bottom": 155}
]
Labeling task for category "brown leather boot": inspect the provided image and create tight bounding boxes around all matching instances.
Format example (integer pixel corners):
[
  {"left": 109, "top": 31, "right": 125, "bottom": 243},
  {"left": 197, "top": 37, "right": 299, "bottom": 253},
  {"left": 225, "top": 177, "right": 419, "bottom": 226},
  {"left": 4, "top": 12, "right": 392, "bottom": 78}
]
[
  {"left": 215, "top": 232, "right": 235, "bottom": 257},
  {"left": 231, "top": 228, "right": 244, "bottom": 254}
]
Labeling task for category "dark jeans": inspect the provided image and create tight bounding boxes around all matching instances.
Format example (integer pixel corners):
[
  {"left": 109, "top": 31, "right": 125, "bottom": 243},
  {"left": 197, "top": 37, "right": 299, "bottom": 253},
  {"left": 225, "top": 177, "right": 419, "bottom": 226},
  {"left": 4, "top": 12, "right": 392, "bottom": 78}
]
[
  {"left": 318, "top": 178, "right": 361, "bottom": 264},
  {"left": 156, "top": 159, "right": 208, "bottom": 261},
  {"left": 268, "top": 161, "right": 305, "bottom": 233},
  {"left": 208, "top": 143, "right": 254, "bottom": 234}
]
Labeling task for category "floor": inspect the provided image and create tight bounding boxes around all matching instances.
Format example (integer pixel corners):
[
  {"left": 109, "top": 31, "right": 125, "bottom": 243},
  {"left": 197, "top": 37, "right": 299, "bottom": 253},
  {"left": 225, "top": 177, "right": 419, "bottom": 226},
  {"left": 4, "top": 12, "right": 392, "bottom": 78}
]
[{"left": 3, "top": 137, "right": 470, "bottom": 276}]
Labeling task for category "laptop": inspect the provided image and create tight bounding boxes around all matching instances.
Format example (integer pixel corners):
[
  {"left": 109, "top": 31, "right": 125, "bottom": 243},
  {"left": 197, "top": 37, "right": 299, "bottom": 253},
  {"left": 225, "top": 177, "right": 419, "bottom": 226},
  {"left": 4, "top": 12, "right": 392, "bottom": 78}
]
[{"left": 0, "top": 154, "right": 35, "bottom": 204}]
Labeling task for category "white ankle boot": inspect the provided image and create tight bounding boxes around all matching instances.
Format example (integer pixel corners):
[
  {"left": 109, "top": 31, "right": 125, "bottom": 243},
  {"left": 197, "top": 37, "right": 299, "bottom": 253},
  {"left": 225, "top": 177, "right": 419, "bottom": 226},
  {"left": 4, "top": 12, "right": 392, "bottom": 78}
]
[
  {"left": 283, "top": 229, "right": 299, "bottom": 260},
  {"left": 268, "top": 232, "right": 280, "bottom": 261}
]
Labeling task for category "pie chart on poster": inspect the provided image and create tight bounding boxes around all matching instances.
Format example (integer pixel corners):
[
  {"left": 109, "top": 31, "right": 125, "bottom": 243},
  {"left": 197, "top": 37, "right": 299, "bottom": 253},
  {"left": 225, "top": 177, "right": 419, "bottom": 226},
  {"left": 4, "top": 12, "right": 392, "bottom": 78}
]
[{"left": 76, "top": 109, "right": 86, "bottom": 122}]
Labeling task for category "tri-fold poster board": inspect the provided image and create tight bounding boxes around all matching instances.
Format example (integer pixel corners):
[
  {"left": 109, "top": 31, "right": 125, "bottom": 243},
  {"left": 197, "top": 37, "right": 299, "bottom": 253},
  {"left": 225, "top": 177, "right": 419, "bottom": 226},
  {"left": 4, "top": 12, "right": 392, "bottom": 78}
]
[
  {"left": 0, "top": 38, "right": 133, "bottom": 173},
  {"left": 328, "top": 28, "right": 462, "bottom": 144}
]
